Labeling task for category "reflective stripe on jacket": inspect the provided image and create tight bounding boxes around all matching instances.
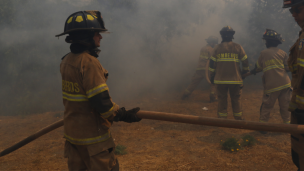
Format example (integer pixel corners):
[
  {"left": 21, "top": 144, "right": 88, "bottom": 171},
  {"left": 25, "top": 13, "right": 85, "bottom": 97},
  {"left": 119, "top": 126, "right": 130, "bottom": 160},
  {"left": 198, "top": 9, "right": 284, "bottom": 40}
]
[
  {"left": 60, "top": 51, "right": 118, "bottom": 146},
  {"left": 209, "top": 42, "right": 249, "bottom": 85}
]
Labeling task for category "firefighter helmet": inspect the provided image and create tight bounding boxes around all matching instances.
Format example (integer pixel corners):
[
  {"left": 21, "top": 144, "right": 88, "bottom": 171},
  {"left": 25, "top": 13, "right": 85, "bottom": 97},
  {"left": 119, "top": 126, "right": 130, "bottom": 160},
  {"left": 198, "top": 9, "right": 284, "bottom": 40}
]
[
  {"left": 220, "top": 26, "right": 235, "bottom": 36},
  {"left": 206, "top": 36, "right": 219, "bottom": 44},
  {"left": 55, "top": 11, "right": 107, "bottom": 37},
  {"left": 262, "top": 29, "right": 285, "bottom": 44},
  {"left": 283, "top": 0, "right": 304, "bottom": 8}
]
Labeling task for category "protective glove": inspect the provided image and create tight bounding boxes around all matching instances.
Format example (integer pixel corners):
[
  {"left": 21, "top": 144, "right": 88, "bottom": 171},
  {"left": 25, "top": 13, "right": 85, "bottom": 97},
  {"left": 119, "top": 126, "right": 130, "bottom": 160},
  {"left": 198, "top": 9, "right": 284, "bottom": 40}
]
[
  {"left": 114, "top": 107, "right": 141, "bottom": 123},
  {"left": 250, "top": 69, "right": 257, "bottom": 75},
  {"left": 210, "top": 75, "right": 215, "bottom": 84},
  {"left": 208, "top": 72, "right": 215, "bottom": 84},
  {"left": 250, "top": 64, "right": 259, "bottom": 76}
]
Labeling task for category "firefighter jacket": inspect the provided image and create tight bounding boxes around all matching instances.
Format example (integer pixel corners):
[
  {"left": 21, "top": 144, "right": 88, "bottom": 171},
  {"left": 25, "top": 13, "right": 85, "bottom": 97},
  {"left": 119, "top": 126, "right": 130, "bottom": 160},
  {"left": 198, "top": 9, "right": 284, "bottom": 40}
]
[
  {"left": 196, "top": 45, "right": 214, "bottom": 71},
  {"left": 288, "top": 31, "right": 304, "bottom": 111},
  {"left": 255, "top": 47, "right": 291, "bottom": 94},
  {"left": 209, "top": 42, "right": 249, "bottom": 84},
  {"left": 60, "top": 51, "right": 119, "bottom": 150}
]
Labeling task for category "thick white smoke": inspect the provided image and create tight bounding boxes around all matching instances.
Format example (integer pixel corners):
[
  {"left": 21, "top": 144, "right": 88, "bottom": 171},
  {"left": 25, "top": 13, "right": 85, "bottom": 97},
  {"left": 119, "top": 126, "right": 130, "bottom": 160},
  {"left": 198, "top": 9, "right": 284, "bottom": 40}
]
[{"left": 0, "top": 0, "right": 296, "bottom": 114}]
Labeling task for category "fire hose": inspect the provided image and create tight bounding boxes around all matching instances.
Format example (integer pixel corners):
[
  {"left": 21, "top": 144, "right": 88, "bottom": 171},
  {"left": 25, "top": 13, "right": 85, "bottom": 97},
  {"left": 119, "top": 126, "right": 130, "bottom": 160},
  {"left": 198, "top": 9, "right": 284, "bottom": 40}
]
[{"left": 1, "top": 110, "right": 304, "bottom": 157}]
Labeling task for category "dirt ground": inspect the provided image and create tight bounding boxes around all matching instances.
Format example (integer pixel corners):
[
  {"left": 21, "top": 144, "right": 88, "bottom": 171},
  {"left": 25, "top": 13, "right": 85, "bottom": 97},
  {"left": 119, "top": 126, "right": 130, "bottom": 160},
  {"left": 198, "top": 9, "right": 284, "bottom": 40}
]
[{"left": 0, "top": 84, "right": 298, "bottom": 170}]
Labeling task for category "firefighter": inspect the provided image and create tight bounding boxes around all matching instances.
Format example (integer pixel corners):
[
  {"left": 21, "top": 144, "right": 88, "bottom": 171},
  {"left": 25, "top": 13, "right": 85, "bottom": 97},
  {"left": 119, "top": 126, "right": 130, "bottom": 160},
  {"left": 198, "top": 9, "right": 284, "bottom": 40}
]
[
  {"left": 247, "top": 29, "right": 291, "bottom": 133},
  {"left": 208, "top": 26, "right": 250, "bottom": 120},
  {"left": 182, "top": 36, "right": 218, "bottom": 102},
  {"left": 283, "top": 0, "right": 304, "bottom": 170},
  {"left": 56, "top": 11, "right": 141, "bottom": 171}
]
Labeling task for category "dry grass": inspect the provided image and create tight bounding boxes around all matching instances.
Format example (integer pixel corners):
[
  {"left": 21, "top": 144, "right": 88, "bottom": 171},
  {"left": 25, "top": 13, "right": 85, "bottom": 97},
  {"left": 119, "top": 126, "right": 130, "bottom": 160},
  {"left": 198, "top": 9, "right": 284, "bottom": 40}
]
[{"left": 0, "top": 85, "right": 297, "bottom": 170}]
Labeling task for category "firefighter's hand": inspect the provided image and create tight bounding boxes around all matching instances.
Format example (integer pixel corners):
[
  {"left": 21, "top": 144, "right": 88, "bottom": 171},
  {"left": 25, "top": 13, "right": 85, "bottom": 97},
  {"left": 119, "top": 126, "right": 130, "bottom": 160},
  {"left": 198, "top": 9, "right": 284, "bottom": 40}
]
[
  {"left": 114, "top": 107, "right": 142, "bottom": 123},
  {"left": 250, "top": 69, "right": 257, "bottom": 75},
  {"left": 242, "top": 74, "right": 248, "bottom": 80},
  {"left": 209, "top": 72, "right": 215, "bottom": 84},
  {"left": 210, "top": 76, "right": 215, "bottom": 84},
  {"left": 241, "top": 71, "right": 250, "bottom": 80}
]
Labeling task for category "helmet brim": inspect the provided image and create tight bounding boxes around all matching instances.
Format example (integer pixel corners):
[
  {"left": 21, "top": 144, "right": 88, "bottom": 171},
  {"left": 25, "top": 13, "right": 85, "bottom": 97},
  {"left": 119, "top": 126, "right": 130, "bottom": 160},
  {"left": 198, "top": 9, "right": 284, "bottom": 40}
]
[
  {"left": 55, "top": 28, "right": 109, "bottom": 37},
  {"left": 262, "top": 37, "right": 285, "bottom": 43},
  {"left": 220, "top": 31, "right": 235, "bottom": 35}
]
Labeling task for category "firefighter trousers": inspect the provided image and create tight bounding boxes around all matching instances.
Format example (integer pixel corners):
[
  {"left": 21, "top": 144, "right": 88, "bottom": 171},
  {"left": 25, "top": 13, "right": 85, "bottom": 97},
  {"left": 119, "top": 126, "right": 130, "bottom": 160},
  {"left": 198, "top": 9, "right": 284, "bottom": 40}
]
[
  {"left": 217, "top": 84, "right": 243, "bottom": 119},
  {"left": 291, "top": 112, "right": 304, "bottom": 171},
  {"left": 64, "top": 141, "right": 119, "bottom": 171},
  {"left": 259, "top": 88, "right": 291, "bottom": 123},
  {"left": 184, "top": 70, "right": 216, "bottom": 99}
]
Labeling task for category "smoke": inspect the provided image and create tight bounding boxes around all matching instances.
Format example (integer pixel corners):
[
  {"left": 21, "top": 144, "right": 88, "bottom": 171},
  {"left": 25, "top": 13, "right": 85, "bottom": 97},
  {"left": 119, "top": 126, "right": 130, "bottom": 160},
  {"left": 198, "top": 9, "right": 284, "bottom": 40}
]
[
  {"left": 99, "top": 0, "right": 256, "bottom": 99},
  {"left": 0, "top": 0, "right": 297, "bottom": 115}
]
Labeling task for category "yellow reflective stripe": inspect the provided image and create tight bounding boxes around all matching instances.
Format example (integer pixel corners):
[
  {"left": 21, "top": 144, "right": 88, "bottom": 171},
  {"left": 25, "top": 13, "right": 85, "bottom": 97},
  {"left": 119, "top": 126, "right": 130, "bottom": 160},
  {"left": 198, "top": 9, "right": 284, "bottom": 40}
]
[
  {"left": 64, "top": 132, "right": 111, "bottom": 145},
  {"left": 196, "top": 67, "right": 206, "bottom": 71},
  {"left": 243, "top": 66, "right": 250, "bottom": 70},
  {"left": 62, "top": 92, "right": 88, "bottom": 101},
  {"left": 289, "top": 102, "right": 297, "bottom": 111},
  {"left": 263, "top": 65, "right": 284, "bottom": 72},
  {"left": 284, "top": 121, "right": 290, "bottom": 124},
  {"left": 210, "top": 56, "right": 217, "bottom": 62},
  {"left": 218, "top": 112, "right": 228, "bottom": 117},
  {"left": 241, "top": 55, "right": 247, "bottom": 61},
  {"left": 259, "top": 120, "right": 267, "bottom": 123},
  {"left": 234, "top": 112, "right": 242, "bottom": 116},
  {"left": 296, "top": 95, "right": 304, "bottom": 105},
  {"left": 298, "top": 58, "right": 304, "bottom": 67},
  {"left": 200, "top": 55, "right": 209, "bottom": 60},
  {"left": 86, "top": 84, "right": 109, "bottom": 98},
  {"left": 264, "top": 83, "right": 291, "bottom": 94},
  {"left": 214, "top": 80, "right": 243, "bottom": 84},
  {"left": 209, "top": 67, "right": 215, "bottom": 72},
  {"left": 100, "top": 103, "right": 117, "bottom": 119},
  {"left": 217, "top": 58, "right": 240, "bottom": 62}
]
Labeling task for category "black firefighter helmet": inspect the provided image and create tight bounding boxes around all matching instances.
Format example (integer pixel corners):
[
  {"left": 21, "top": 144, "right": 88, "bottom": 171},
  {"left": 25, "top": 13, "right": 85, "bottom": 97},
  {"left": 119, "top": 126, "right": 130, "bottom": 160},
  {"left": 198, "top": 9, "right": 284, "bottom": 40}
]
[
  {"left": 283, "top": 0, "right": 304, "bottom": 8},
  {"left": 206, "top": 36, "right": 219, "bottom": 44},
  {"left": 262, "top": 29, "right": 285, "bottom": 44},
  {"left": 220, "top": 26, "right": 235, "bottom": 39},
  {"left": 55, "top": 11, "right": 108, "bottom": 37}
]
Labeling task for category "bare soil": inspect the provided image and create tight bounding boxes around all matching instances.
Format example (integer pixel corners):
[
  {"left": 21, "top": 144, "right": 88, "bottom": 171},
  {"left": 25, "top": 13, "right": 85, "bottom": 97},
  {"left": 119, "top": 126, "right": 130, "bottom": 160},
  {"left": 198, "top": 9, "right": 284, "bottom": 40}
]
[{"left": 0, "top": 84, "right": 297, "bottom": 170}]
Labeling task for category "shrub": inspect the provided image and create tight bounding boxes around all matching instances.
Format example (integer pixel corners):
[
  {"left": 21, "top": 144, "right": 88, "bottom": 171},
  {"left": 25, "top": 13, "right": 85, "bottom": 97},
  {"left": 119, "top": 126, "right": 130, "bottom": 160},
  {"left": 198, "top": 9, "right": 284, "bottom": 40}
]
[
  {"left": 115, "top": 144, "right": 127, "bottom": 155},
  {"left": 241, "top": 134, "right": 256, "bottom": 147},
  {"left": 221, "top": 137, "right": 241, "bottom": 152}
]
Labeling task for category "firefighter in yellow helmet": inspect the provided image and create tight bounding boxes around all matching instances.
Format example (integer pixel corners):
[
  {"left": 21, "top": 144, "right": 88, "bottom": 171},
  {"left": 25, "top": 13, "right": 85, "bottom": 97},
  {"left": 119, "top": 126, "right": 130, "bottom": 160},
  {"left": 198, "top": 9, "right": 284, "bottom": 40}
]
[
  {"left": 182, "top": 36, "right": 218, "bottom": 102},
  {"left": 283, "top": 0, "right": 304, "bottom": 169},
  {"left": 246, "top": 29, "right": 291, "bottom": 133},
  {"left": 209, "top": 26, "right": 250, "bottom": 120},
  {"left": 56, "top": 11, "right": 141, "bottom": 171}
]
